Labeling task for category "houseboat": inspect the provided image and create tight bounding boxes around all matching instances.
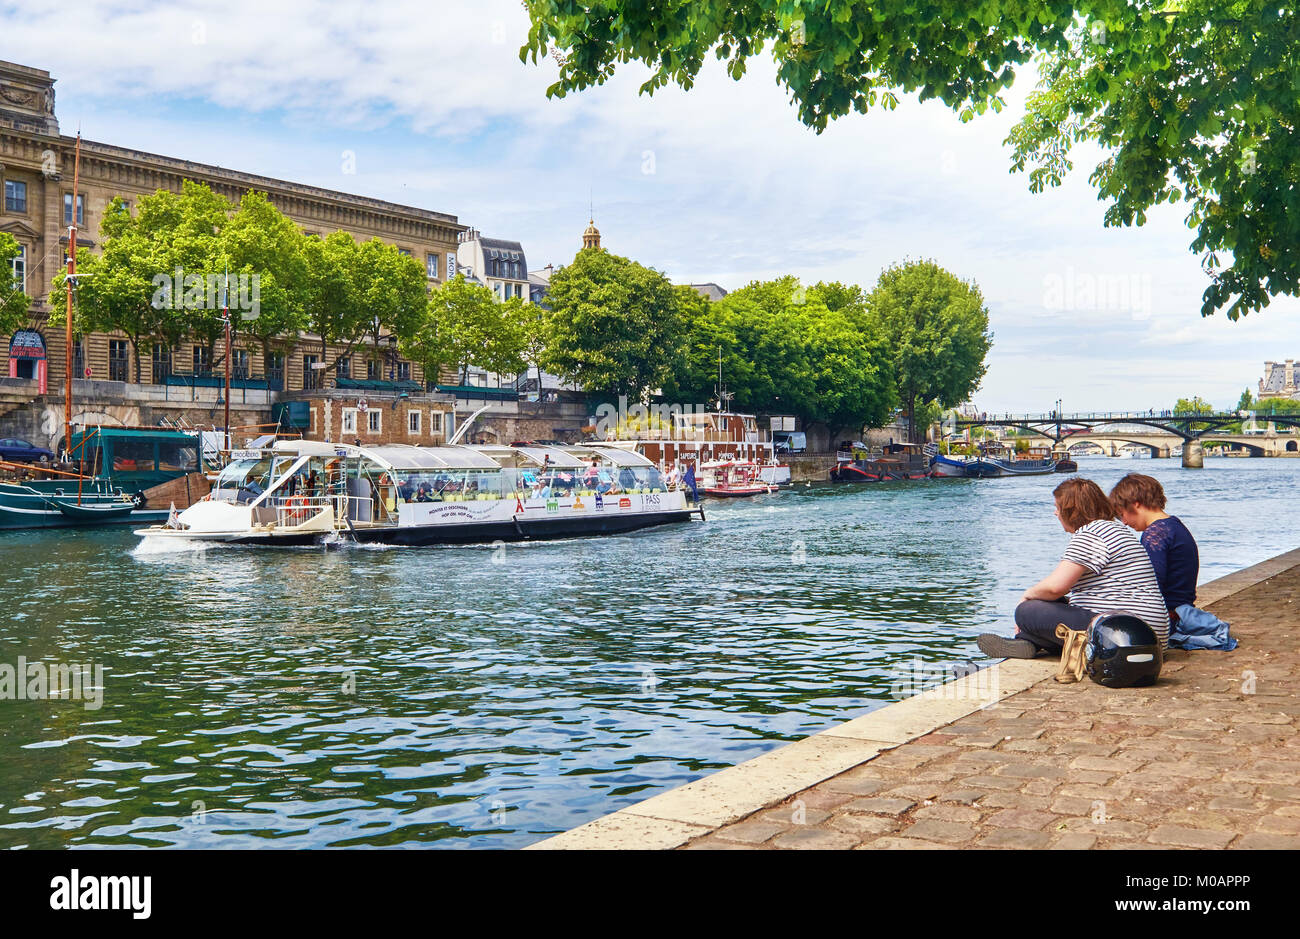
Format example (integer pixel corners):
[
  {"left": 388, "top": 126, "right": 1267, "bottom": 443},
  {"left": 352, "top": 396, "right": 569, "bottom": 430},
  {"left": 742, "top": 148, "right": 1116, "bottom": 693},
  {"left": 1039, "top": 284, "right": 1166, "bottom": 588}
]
[
  {"left": 134, "top": 440, "right": 698, "bottom": 547},
  {"left": 0, "top": 426, "right": 209, "bottom": 529},
  {"left": 603, "top": 410, "right": 791, "bottom": 485},
  {"left": 967, "top": 444, "right": 1058, "bottom": 477},
  {"left": 829, "top": 441, "right": 931, "bottom": 482}
]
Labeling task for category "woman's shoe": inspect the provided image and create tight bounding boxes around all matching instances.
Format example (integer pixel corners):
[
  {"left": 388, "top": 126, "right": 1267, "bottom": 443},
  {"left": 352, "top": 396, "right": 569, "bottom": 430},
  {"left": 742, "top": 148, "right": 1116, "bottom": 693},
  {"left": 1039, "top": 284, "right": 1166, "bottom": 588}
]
[{"left": 976, "top": 633, "right": 1041, "bottom": 659}]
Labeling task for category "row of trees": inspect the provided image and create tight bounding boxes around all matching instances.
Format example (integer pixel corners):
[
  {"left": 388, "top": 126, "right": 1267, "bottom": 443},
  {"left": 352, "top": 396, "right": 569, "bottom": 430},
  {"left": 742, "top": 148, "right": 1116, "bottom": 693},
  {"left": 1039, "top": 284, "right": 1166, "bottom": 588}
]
[
  {"left": 22, "top": 180, "right": 990, "bottom": 442},
  {"left": 44, "top": 182, "right": 536, "bottom": 386},
  {"left": 543, "top": 249, "right": 992, "bottom": 441}
]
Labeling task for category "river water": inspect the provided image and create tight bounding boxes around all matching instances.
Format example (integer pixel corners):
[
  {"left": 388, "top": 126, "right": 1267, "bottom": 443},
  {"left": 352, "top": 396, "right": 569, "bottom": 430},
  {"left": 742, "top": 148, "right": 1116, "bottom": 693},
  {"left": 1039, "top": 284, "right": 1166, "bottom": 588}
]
[{"left": 0, "top": 456, "right": 1293, "bottom": 849}]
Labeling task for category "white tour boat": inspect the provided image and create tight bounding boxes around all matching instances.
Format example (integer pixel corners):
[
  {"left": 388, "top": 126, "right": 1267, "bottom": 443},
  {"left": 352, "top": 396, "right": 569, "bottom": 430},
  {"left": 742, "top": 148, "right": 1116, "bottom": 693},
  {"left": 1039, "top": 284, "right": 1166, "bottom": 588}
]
[{"left": 134, "top": 440, "right": 699, "bottom": 547}]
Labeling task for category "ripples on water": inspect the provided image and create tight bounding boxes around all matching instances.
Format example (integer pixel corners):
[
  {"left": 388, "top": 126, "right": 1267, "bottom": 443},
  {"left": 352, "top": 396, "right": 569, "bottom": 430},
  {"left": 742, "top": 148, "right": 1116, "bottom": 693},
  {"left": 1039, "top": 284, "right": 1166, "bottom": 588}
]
[{"left": 0, "top": 457, "right": 1294, "bottom": 848}]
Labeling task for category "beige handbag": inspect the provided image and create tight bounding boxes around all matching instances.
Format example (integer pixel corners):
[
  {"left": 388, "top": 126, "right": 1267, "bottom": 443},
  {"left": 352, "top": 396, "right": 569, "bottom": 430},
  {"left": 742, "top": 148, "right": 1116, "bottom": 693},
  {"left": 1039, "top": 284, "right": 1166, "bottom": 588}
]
[{"left": 1054, "top": 623, "right": 1088, "bottom": 683}]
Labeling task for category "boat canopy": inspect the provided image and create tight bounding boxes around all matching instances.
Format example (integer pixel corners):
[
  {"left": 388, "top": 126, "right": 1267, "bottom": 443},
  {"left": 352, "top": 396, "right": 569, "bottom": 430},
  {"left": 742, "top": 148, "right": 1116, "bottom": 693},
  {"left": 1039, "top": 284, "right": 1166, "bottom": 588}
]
[
  {"left": 482, "top": 445, "right": 586, "bottom": 469},
  {"left": 364, "top": 445, "right": 502, "bottom": 470},
  {"left": 271, "top": 440, "right": 503, "bottom": 470},
  {"left": 566, "top": 445, "right": 655, "bottom": 467}
]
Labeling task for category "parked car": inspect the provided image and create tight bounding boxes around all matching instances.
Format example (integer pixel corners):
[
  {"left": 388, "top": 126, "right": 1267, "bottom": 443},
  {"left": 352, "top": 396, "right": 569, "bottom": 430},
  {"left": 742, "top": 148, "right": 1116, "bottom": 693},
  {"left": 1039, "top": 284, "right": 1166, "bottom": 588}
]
[
  {"left": 0, "top": 437, "right": 54, "bottom": 464},
  {"left": 773, "top": 431, "right": 806, "bottom": 454}
]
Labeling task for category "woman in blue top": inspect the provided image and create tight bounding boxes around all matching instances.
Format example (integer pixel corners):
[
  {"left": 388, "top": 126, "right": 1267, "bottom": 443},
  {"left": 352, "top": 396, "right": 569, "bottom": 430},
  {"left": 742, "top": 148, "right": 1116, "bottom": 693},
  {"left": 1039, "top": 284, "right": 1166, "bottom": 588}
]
[{"left": 1109, "top": 473, "right": 1200, "bottom": 621}]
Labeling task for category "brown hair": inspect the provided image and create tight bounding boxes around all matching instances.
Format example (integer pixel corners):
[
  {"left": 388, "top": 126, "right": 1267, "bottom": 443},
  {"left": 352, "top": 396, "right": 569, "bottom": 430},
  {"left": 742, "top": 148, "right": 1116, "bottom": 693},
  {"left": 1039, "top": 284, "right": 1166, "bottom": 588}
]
[
  {"left": 1108, "top": 473, "right": 1167, "bottom": 513},
  {"left": 1053, "top": 477, "right": 1116, "bottom": 531}
]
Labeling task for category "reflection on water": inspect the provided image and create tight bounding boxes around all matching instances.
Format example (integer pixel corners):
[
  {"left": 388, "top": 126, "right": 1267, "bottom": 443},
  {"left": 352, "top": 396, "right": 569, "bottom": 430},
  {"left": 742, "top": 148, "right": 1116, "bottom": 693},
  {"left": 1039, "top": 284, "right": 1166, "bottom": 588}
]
[{"left": 0, "top": 457, "right": 1294, "bottom": 848}]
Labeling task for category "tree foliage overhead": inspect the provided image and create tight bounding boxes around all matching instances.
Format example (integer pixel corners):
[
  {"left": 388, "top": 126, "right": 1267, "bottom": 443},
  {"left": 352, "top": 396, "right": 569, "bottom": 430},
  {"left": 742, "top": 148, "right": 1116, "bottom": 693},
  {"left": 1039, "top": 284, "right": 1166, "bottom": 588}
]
[
  {"left": 523, "top": 1, "right": 1300, "bottom": 319},
  {"left": 866, "top": 260, "right": 993, "bottom": 441}
]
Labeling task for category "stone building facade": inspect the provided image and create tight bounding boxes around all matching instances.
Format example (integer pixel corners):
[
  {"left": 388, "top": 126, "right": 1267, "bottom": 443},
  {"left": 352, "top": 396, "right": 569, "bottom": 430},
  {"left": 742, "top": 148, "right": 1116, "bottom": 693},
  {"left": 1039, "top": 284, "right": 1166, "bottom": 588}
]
[{"left": 1, "top": 59, "right": 466, "bottom": 438}]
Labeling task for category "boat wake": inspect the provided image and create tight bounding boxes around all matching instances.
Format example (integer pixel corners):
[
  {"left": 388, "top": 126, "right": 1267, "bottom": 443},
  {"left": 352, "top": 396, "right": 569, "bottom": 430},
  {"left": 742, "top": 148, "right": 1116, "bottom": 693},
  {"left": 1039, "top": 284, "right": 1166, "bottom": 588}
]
[{"left": 130, "top": 535, "right": 210, "bottom": 557}]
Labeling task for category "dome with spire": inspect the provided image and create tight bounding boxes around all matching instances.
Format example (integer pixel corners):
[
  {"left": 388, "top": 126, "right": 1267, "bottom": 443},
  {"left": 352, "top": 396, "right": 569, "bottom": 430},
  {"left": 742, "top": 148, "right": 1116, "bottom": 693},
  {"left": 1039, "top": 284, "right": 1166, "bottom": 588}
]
[{"left": 582, "top": 218, "right": 601, "bottom": 250}]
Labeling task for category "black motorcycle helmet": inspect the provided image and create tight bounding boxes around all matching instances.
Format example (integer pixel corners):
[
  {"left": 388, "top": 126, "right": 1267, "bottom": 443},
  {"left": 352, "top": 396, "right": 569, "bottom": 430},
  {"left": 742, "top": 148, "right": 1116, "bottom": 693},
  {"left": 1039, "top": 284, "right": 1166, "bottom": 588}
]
[{"left": 1085, "top": 613, "right": 1163, "bottom": 688}]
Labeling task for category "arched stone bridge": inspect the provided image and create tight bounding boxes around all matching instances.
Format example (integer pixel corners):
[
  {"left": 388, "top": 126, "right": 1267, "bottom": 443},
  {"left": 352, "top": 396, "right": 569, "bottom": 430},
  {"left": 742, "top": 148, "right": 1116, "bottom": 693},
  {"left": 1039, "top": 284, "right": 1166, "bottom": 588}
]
[{"left": 952, "top": 412, "right": 1300, "bottom": 467}]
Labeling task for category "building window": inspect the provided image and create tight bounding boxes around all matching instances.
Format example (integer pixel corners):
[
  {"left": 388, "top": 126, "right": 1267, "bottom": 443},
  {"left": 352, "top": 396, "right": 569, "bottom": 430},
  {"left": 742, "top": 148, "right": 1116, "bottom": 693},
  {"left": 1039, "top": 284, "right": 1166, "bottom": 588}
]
[
  {"left": 108, "top": 339, "right": 129, "bottom": 382},
  {"left": 367, "top": 409, "right": 381, "bottom": 434},
  {"left": 112, "top": 197, "right": 130, "bottom": 215},
  {"left": 63, "top": 192, "right": 85, "bottom": 226},
  {"left": 151, "top": 345, "right": 172, "bottom": 384},
  {"left": 408, "top": 410, "right": 421, "bottom": 435},
  {"left": 429, "top": 411, "right": 443, "bottom": 436},
  {"left": 10, "top": 244, "right": 24, "bottom": 293},
  {"left": 397, "top": 247, "right": 412, "bottom": 257},
  {"left": 73, "top": 337, "right": 85, "bottom": 379},
  {"left": 193, "top": 345, "right": 212, "bottom": 375},
  {"left": 337, "top": 356, "right": 351, "bottom": 380},
  {"left": 232, "top": 348, "right": 249, "bottom": 380},
  {"left": 426, "top": 253, "right": 439, "bottom": 278},
  {"left": 303, "top": 355, "right": 320, "bottom": 389},
  {"left": 267, "top": 353, "right": 284, "bottom": 390},
  {"left": 4, "top": 180, "right": 27, "bottom": 213},
  {"left": 367, "top": 359, "right": 380, "bottom": 380},
  {"left": 342, "top": 408, "right": 357, "bottom": 435}
]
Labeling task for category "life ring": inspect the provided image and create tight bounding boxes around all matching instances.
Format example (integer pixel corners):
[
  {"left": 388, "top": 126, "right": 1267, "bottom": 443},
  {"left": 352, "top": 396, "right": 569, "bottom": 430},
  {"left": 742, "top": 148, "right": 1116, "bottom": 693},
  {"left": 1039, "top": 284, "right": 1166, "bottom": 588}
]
[{"left": 286, "top": 494, "right": 311, "bottom": 524}]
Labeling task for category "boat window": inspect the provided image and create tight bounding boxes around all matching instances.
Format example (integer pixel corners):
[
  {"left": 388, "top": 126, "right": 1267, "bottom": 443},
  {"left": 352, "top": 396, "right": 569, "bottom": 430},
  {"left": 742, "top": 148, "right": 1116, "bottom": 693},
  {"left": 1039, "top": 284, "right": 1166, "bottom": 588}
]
[
  {"left": 395, "top": 468, "right": 509, "bottom": 502},
  {"left": 110, "top": 437, "right": 159, "bottom": 472},
  {"left": 211, "top": 457, "right": 272, "bottom": 503},
  {"left": 158, "top": 439, "right": 199, "bottom": 472}
]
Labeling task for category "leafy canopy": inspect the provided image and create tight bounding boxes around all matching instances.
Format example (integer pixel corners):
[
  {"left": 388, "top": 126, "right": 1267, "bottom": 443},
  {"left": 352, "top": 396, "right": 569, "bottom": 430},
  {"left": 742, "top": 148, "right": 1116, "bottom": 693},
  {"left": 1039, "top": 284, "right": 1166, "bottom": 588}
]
[
  {"left": 540, "top": 247, "right": 686, "bottom": 400},
  {"left": 866, "top": 260, "right": 993, "bottom": 440},
  {"left": 523, "top": 1, "right": 1300, "bottom": 319}
]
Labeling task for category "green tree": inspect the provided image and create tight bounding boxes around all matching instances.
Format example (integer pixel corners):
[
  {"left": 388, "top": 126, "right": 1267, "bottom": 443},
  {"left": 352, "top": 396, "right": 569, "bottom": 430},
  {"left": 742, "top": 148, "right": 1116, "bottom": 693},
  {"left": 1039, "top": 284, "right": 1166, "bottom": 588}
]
[
  {"left": 220, "top": 191, "right": 307, "bottom": 371},
  {"left": 866, "top": 260, "right": 993, "bottom": 442},
  {"left": 540, "top": 248, "right": 685, "bottom": 399},
  {"left": 1173, "top": 396, "right": 1214, "bottom": 415},
  {"left": 300, "top": 231, "right": 365, "bottom": 376},
  {"left": 50, "top": 183, "right": 231, "bottom": 382},
  {"left": 670, "top": 276, "right": 893, "bottom": 440},
  {"left": 0, "top": 232, "right": 31, "bottom": 338},
  {"left": 1236, "top": 387, "right": 1254, "bottom": 412},
  {"left": 524, "top": 1, "right": 1300, "bottom": 318}
]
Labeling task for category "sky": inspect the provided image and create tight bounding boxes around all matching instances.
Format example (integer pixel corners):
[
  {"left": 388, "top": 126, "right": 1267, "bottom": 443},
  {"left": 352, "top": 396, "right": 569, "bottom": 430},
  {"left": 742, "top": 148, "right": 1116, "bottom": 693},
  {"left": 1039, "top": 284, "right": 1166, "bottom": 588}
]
[{"left": 4, "top": 0, "right": 1297, "bottom": 412}]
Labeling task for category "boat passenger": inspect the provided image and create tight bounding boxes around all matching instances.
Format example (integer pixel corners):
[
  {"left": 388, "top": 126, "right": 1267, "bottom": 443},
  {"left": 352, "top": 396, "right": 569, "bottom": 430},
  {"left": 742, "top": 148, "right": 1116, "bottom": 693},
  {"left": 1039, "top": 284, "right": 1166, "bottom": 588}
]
[
  {"left": 976, "top": 477, "right": 1170, "bottom": 659},
  {"left": 1108, "top": 473, "right": 1199, "bottom": 624}
]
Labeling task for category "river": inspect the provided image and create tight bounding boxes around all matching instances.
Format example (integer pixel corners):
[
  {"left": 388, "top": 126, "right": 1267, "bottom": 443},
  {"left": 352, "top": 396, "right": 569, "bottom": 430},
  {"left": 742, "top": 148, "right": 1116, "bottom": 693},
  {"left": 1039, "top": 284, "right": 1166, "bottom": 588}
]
[{"left": 0, "top": 456, "right": 1293, "bottom": 848}]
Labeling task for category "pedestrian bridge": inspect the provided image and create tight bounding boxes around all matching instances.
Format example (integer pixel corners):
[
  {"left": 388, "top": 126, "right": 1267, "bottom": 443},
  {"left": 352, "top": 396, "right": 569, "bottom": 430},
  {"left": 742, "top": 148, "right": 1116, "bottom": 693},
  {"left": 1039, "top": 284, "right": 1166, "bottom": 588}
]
[
  {"left": 1059, "top": 431, "right": 1299, "bottom": 458},
  {"left": 952, "top": 411, "right": 1300, "bottom": 466}
]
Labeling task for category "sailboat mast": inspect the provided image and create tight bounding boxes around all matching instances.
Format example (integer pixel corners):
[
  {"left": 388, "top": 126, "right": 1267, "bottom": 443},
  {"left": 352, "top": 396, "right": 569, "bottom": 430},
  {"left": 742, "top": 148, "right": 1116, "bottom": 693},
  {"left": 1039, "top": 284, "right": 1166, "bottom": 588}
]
[{"left": 63, "top": 133, "right": 82, "bottom": 463}]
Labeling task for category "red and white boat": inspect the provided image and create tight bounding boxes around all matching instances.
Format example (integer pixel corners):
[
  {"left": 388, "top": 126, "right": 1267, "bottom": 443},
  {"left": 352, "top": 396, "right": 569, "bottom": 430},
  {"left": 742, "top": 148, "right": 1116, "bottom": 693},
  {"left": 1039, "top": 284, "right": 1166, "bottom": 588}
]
[{"left": 697, "top": 459, "right": 778, "bottom": 498}]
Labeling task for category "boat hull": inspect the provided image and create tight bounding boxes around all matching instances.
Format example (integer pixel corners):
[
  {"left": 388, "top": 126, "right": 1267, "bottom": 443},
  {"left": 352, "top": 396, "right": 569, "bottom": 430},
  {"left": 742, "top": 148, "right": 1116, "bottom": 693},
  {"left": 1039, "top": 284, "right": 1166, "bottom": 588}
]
[
  {"left": 0, "top": 482, "right": 170, "bottom": 530},
  {"left": 968, "top": 458, "right": 1056, "bottom": 478},
  {"left": 830, "top": 459, "right": 930, "bottom": 482}
]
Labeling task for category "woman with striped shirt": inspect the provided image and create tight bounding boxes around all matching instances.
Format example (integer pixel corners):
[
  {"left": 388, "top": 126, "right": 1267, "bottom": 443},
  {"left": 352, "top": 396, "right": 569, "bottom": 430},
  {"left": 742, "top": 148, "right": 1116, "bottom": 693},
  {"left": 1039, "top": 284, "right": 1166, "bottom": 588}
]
[{"left": 977, "top": 477, "right": 1170, "bottom": 659}]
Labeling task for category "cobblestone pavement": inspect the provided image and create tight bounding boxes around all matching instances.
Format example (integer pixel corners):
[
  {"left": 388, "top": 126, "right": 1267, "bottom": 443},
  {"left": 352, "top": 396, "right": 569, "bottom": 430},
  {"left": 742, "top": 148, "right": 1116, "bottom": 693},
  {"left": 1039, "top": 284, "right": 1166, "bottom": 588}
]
[{"left": 683, "top": 567, "right": 1300, "bottom": 850}]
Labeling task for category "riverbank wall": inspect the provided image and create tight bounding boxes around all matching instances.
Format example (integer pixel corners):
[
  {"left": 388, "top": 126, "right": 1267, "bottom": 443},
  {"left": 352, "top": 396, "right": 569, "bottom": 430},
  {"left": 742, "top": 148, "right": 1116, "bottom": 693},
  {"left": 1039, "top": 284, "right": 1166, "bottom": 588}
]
[{"left": 531, "top": 548, "right": 1300, "bottom": 850}]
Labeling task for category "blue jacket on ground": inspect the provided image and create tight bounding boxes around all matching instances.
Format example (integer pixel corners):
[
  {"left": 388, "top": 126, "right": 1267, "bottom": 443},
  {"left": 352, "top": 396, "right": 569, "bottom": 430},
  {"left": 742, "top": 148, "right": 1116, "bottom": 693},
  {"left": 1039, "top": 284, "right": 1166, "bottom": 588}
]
[{"left": 1170, "top": 604, "right": 1238, "bottom": 651}]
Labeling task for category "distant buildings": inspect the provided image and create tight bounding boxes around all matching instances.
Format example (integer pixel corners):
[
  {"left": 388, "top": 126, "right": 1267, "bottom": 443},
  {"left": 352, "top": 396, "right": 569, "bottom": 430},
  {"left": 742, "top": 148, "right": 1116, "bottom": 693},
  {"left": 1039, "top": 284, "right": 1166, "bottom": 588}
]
[
  {"left": 454, "top": 228, "right": 530, "bottom": 302},
  {"left": 1258, "top": 360, "right": 1300, "bottom": 401}
]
